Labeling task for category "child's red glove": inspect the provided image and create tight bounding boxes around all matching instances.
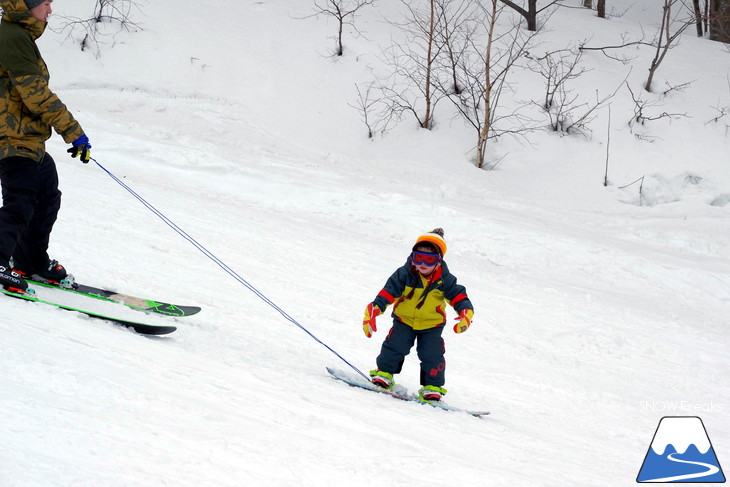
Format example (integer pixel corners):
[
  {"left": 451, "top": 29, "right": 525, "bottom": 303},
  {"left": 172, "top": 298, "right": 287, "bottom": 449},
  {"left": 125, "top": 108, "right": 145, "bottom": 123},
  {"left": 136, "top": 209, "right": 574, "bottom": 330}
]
[
  {"left": 363, "top": 303, "right": 381, "bottom": 338},
  {"left": 453, "top": 309, "right": 474, "bottom": 333}
]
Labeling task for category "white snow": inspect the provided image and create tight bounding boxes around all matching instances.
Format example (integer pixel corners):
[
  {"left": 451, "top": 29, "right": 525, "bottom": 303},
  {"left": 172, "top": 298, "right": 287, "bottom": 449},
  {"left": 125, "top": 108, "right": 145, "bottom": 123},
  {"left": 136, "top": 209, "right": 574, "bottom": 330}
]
[{"left": 1, "top": 0, "right": 729, "bottom": 486}]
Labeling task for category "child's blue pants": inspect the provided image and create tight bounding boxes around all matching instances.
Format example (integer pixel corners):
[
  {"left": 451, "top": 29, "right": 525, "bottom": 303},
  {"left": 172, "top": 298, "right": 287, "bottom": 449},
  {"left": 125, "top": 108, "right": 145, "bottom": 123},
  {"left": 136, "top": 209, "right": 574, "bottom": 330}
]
[{"left": 376, "top": 319, "right": 446, "bottom": 387}]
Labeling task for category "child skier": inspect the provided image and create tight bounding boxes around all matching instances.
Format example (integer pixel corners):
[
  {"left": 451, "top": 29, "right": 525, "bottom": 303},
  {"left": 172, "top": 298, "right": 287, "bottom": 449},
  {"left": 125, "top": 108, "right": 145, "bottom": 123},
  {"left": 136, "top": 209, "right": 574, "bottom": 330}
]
[{"left": 362, "top": 228, "right": 474, "bottom": 402}]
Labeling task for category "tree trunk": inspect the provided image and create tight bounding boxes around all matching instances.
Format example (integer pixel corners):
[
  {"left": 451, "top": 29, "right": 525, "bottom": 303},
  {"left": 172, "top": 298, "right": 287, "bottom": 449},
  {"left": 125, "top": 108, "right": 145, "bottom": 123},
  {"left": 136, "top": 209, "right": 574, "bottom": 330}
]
[
  {"left": 499, "top": 0, "right": 538, "bottom": 31},
  {"left": 477, "top": 0, "right": 498, "bottom": 168},
  {"left": 527, "top": 0, "right": 537, "bottom": 30},
  {"left": 337, "top": 18, "right": 344, "bottom": 56},
  {"left": 645, "top": 1, "right": 671, "bottom": 92},
  {"left": 422, "top": 0, "right": 435, "bottom": 129},
  {"left": 710, "top": 0, "right": 730, "bottom": 42},
  {"left": 693, "top": 0, "right": 704, "bottom": 35},
  {"left": 583, "top": 0, "right": 593, "bottom": 8},
  {"left": 597, "top": 0, "right": 605, "bottom": 18}
]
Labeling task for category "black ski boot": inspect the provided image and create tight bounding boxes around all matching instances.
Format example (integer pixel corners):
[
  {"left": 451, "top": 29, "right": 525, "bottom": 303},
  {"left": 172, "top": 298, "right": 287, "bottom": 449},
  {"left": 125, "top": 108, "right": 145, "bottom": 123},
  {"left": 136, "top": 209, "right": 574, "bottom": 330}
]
[{"left": 15, "top": 259, "right": 68, "bottom": 284}]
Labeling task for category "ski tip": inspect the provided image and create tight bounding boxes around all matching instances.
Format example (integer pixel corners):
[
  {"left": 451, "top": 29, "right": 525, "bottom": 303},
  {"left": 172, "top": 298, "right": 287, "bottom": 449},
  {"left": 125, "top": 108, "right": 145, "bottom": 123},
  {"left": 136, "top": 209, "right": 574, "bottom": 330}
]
[
  {"left": 163, "top": 306, "right": 202, "bottom": 317},
  {"left": 326, "top": 366, "right": 342, "bottom": 377}
]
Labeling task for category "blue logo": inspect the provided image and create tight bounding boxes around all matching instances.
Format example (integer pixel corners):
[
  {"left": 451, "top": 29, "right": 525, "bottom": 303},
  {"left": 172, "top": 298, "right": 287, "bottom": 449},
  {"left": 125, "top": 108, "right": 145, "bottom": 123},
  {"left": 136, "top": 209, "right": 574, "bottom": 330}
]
[{"left": 637, "top": 416, "right": 726, "bottom": 483}]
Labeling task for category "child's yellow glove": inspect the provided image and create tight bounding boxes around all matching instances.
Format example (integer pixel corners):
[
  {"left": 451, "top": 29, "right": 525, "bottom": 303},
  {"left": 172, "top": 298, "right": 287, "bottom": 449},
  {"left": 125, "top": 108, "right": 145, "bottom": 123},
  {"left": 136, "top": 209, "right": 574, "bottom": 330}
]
[
  {"left": 453, "top": 309, "right": 474, "bottom": 334},
  {"left": 363, "top": 303, "right": 381, "bottom": 338}
]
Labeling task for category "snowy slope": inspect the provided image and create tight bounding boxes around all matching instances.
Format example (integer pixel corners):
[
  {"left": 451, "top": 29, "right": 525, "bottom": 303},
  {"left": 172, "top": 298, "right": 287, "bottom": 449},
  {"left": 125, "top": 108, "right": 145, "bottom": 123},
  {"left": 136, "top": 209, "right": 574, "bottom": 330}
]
[{"left": 1, "top": 1, "right": 728, "bottom": 486}]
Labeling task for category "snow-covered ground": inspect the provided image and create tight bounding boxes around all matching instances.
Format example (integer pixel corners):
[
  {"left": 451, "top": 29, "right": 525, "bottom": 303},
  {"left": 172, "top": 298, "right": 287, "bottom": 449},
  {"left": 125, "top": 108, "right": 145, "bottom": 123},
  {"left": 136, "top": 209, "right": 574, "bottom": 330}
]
[{"left": 1, "top": 1, "right": 728, "bottom": 486}]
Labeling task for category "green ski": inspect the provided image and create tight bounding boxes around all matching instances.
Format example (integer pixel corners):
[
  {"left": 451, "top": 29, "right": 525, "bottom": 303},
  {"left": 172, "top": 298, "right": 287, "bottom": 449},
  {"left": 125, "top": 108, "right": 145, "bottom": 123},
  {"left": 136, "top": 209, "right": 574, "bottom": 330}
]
[
  {"left": 2, "top": 287, "right": 177, "bottom": 335},
  {"left": 26, "top": 278, "right": 201, "bottom": 317}
]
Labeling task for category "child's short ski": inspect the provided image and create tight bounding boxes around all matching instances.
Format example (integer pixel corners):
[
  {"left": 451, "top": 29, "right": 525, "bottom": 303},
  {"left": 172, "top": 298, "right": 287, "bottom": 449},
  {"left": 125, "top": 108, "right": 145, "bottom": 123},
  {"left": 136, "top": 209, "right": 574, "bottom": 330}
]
[
  {"left": 326, "top": 367, "right": 490, "bottom": 418},
  {"left": 27, "top": 278, "right": 201, "bottom": 317},
  {"left": 2, "top": 287, "right": 177, "bottom": 335}
]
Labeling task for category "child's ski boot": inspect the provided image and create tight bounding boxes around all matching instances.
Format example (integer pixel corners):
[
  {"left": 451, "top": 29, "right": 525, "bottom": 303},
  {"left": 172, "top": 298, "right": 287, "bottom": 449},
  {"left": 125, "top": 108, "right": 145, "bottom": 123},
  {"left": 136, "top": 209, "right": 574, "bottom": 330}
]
[
  {"left": 419, "top": 385, "right": 447, "bottom": 402},
  {"left": 369, "top": 369, "right": 394, "bottom": 390}
]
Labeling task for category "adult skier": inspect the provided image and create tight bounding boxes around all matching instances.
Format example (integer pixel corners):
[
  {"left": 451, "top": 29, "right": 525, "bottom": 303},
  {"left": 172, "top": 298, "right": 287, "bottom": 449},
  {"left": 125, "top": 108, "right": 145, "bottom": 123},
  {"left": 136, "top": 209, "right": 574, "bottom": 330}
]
[{"left": 0, "top": 0, "right": 92, "bottom": 292}]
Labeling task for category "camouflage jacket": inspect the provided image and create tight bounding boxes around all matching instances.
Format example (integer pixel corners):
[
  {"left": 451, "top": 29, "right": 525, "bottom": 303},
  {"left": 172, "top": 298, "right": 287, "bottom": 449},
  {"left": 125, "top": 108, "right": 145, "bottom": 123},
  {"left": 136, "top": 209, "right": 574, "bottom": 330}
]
[{"left": 0, "top": 0, "right": 84, "bottom": 162}]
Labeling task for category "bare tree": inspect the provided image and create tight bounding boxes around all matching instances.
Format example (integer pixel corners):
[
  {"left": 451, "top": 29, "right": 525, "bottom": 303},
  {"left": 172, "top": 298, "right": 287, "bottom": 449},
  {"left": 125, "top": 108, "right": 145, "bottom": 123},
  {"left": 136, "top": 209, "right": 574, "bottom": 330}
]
[
  {"left": 371, "top": 0, "right": 536, "bottom": 165},
  {"left": 528, "top": 46, "right": 625, "bottom": 136},
  {"left": 349, "top": 82, "right": 396, "bottom": 138},
  {"left": 380, "top": 0, "right": 446, "bottom": 129},
  {"left": 423, "top": 0, "right": 437, "bottom": 128},
  {"left": 581, "top": 1, "right": 698, "bottom": 92},
  {"left": 432, "top": 0, "right": 481, "bottom": 96},
  {"left": 309, "top": 0, "right": 375, "bottom": 56},
  {"left": 644, "top": 0, "right": 693, "bottom": 92},
  {"left": 55, "top": 0, "right": 143, "bottom": 57},
  {"left": 626, "top": 81, "right": 688, "bottom": 133},
  {"left": 476, "top": 0, "right": 499, "bottom": 164},
  {"left": 684, "top": 0, "right": 712, "bottom": 36},
  {"left": 529, "top": 47, "right": 592, "bottom": 133},
  {"left": 529, "top": 48, "right": 589, "bottom": 113},
  {"left": 446, "top": 0, "right": 537, "bottom": 167},
  {"left": 498, "top": 0, "right": 563, "bottom": 31},
  {"left": 553, "top": 81, "right": 623, "bottom": 136}
]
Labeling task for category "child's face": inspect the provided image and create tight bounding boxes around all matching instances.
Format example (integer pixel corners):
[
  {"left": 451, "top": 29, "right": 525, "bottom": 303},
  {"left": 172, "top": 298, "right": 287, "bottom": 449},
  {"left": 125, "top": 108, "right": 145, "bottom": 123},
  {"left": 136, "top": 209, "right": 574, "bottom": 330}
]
[
  {"left": 414, "top": 261, "right": 436, "bottom": 276},
  {"left": 412, "top": 246, "right": 439, "bottom": 276}
]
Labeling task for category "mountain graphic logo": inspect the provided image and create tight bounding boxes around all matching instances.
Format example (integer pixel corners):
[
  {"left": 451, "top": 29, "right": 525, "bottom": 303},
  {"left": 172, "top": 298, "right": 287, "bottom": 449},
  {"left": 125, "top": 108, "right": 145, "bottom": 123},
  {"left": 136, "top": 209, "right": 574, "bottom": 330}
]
[{"left": 637, "top": 416, "right": 726, "bottom": 483}]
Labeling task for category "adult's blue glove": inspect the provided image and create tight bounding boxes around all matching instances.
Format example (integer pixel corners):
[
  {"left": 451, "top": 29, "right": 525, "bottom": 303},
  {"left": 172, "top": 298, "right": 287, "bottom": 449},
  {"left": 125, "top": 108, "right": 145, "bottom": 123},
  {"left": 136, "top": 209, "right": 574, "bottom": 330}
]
[{"left": 68, "top": 134, "right": 91, "bottom": 163}]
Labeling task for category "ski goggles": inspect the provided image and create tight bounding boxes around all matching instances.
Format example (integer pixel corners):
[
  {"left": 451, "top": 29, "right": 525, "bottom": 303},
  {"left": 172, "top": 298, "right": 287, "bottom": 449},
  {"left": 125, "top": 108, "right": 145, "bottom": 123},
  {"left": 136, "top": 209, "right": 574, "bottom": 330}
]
[{"left": 411, "top": 251, "right": 441, "bottom": 267}]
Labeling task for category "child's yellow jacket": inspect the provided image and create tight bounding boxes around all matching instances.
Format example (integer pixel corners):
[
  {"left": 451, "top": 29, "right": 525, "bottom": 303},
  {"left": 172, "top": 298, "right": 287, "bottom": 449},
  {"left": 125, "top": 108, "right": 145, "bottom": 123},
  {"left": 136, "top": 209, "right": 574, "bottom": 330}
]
[{"left": 373, "top": 259, "right": 473, "bottom": 330}]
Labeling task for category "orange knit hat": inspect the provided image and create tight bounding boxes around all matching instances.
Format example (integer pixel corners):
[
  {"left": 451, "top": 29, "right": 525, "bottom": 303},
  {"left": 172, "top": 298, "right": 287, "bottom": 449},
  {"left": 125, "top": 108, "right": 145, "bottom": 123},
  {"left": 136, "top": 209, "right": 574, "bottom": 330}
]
[{"left": 412, "top": 228, "right": 447, "bottom": 256}]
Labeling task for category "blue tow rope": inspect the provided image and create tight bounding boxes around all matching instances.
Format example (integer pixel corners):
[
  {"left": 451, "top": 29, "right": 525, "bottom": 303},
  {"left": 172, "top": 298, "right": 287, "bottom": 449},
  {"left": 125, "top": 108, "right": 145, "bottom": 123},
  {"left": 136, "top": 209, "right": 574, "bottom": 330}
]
[{"left": 92, "top": 158, "right": 369, "bottom": 381}]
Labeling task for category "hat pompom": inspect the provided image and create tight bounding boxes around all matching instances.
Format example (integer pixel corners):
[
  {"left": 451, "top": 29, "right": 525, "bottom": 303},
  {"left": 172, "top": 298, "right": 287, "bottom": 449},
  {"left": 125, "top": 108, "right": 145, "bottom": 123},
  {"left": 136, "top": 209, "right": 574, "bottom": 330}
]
[{"left": 413, "top": 228, "right": 447, "bottom": 256}]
